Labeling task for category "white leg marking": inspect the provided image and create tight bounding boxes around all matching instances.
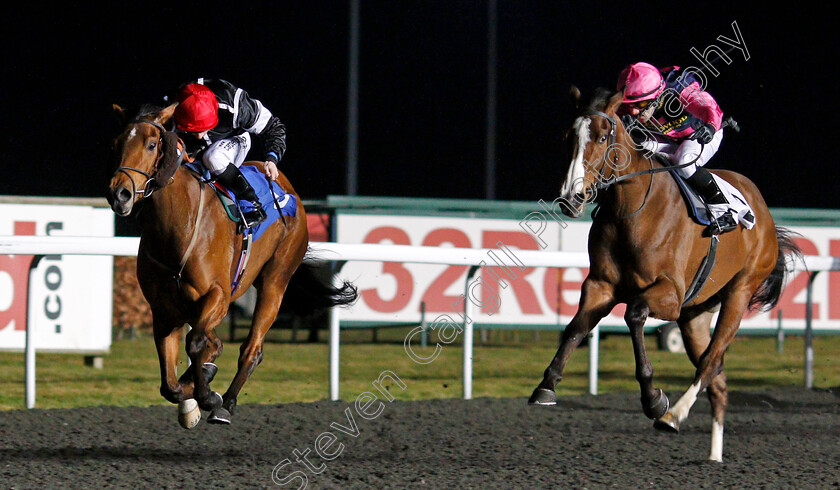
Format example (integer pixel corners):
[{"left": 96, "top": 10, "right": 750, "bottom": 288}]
[
  {"left": 709, "top": 418, "right": 724, "bottom": 462},
  {"left": 560, "top": 117, "right": 591, "bottom": 199},
  {"left": 670, "top": 380, "right": 703, "bottom": 423}
]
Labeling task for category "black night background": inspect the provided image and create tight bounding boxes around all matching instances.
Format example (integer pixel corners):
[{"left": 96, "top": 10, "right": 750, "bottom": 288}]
[{"left": 1, "top": 2, "right": 837, "bottom": 213}]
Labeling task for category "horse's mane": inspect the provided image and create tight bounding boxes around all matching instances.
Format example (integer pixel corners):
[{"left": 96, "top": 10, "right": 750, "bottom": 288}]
[
  {"left": 585, "top": 87, "right": 613, "bottom": 114},
  {"left": 136, "top": 104, "right": 165, "bottom": 120}
]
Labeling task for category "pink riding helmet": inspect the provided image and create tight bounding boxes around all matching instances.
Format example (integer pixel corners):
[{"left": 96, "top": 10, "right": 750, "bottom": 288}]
[{"left": 617, "top": 62, "right": 665, "bottom": 103}]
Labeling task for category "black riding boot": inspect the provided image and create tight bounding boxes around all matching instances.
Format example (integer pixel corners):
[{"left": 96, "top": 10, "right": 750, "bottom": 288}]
[
  {"left": 686, "top": 167, "right": 738, "bottom": 234},
  {"left": 216, "top": 165, "right": 267, "bottom": 226}
]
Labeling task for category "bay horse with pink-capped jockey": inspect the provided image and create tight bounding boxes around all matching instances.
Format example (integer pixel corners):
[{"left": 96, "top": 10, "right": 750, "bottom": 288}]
[{"left": 528, "top": 86, "right": 800, "bottom": 462}]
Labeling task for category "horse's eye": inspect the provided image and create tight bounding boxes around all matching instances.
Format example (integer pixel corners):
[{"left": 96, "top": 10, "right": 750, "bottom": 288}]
[
  {"left": 147, "top": 141, "right": 157, "bottom": 151},
  {"left": 599, "top": 135, "right": 608, "bottom": 144}
]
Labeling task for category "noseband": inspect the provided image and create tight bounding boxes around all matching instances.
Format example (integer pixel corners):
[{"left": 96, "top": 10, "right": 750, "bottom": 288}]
[{"left": 113, "top": 119, "right": 170, "bottom": 199}]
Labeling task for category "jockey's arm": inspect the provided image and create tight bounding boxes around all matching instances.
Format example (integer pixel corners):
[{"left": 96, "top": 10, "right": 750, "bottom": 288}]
[{"left": 680, "top": 83, "right": 724, "bottom": 131}]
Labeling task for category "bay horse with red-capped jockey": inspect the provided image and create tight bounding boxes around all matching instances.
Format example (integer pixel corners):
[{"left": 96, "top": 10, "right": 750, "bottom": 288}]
[
  {"left": 107, "top": 103, "right": 356, "bottom": 428},
  {"left": 528, "top": 87, "right": 800, "bottom": 461}
]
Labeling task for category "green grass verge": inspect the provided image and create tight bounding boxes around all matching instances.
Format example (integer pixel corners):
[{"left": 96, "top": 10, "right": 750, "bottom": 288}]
[{"left": 1, "top": 328, "right": 838, "bottom": 410}]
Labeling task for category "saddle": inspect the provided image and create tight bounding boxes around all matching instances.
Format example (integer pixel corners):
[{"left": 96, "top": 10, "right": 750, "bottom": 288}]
[
  {"left": 651, "top": 154, "right": 712, "bottom": 227},
  {"left": 183, "top": 161, "right": 297, "bottom": 240}
]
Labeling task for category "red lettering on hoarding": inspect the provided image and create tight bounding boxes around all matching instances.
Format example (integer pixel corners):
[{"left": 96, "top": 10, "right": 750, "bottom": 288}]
[
  {"left": 550, "top": 266, "right": 626, "bottom": 320},
  {"left": 360, "top": 227, "right": 414, "bottom": 313},
  {"left": 543, "top": 268, "right": 560, "bottom": 314},
  {"left": 0, "top": 222, "right": 36, "bottom": 332},
  {"left": 482, "top": 231, "right": 541, "bottom": 314},
  {"left": 420, "top": 228, "right": 470, "bottom": 312},
  {"left": 558, "top": 268, "right": 586, "bottom": 315}
]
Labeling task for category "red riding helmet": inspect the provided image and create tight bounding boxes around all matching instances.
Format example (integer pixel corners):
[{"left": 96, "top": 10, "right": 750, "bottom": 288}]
[
  {"left": 174, "top": 83, "right": 219, "bottom": 132},
  {"left": 616, "top": 62, "right": 665, "bottom": 104}
]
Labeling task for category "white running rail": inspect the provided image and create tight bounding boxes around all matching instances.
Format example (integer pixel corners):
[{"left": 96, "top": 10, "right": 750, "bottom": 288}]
[{"left": 0, "top": 235, "right": 836, "bottom": 407}]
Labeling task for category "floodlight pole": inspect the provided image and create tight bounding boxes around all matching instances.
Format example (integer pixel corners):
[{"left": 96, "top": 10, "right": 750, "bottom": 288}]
[
  {"left": 346, "top": 0, "right": 360, "bottom": 196},
  {"left": 485, "top": 0, "right": 497, "bottom": 200}
]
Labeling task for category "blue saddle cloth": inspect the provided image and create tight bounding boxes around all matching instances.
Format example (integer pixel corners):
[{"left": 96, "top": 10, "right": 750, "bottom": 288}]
[
  {"left": 184, "top": 162, "right": 297, "bottom": 241},
  {"left": 670, "top": 171, "right": 712, "bottom": 226},
  {"left": 652, "top": 154, "right": 712, "bottom": 226}
]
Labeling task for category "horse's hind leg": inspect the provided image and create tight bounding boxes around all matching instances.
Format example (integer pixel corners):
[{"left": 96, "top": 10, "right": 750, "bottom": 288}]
[
  {"left": 528, "top": 278, "right": 615, "bottom": 405},
  {"left": 655, "top": 285, "right": 753, "bottom": 461},
  {"left": 211, "top": 273, "right": 292, "bottom": 424},
  {"left": 666, "top": 305, "right": 728, "bottom": 461}
]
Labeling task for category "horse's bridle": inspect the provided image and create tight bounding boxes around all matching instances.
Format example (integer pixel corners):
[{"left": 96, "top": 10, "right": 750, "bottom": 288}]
[
  {"left": 581, "top": 109, "right": 659, "bottom": 220},
  {"left": 583, "top": 110, "right": 703, "bottom": 192},
  {"left": 112, "top": 117, "right": 205, "bottom": 287},
  {"left": 112, "top": 118, "right": 170, "bottom": 199},
  {"left": 581, "top": 110, "right": 712, "bottom": 220}
]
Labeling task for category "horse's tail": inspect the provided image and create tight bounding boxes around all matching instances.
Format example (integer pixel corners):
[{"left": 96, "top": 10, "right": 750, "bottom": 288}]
[
  {"left": 281, "top": 252, "right": 358, "bottom": 317},
  {"left": 748, "top": 227, "right": 803, "bottom": 311}
]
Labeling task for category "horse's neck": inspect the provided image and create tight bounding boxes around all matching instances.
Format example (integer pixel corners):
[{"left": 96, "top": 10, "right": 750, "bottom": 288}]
[
  {"left": 144, "top": 169, "right": 204, "bottom": 254},
  {"left": 600, "top": 152, "right": 653, "bottom": 219},
  {"left": 598, "top": 133, "right": 677, "bottom": 226}
]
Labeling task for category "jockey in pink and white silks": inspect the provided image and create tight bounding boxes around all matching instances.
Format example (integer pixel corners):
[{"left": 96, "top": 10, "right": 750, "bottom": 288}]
[{"left": 616, "top": 62, "right": 737, "bottom": 234}]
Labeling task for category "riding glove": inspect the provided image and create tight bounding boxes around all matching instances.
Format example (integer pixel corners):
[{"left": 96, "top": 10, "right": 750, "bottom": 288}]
[{"left": 693, "top": 123, "right": 716, "bottom": 144}]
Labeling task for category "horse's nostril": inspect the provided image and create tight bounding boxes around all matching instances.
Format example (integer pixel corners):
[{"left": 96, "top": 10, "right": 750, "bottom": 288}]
[{"left": 117, "top": 187, "right": 132, "bottom": 204}]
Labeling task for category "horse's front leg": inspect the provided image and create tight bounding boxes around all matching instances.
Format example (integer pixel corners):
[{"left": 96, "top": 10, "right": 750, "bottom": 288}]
[
  {"left": 528, "top": 278, "right": 616, "bottom": 405},
  {"left": 625, "top": 301, "right": 669, "bottom": 420},
  {"left": 154, "top": 318, "right": 191, "bottom": 404},
  {"left": 186, "top": 285, "right": 228, "bottom": 413},
  {"left": 627, "top": 279, "right": 683, "bottom": 420},
  {"left": 154, "top": 316, "right": 210, "bottom": 429}
]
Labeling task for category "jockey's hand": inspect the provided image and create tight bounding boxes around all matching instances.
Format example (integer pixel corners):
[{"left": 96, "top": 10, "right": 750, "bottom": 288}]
[
  {"left": 693, "top": 123, "right": 716, "bottom": 144},
  {"left": 264, "top": 161, "right": 279, "bottom": 180}
]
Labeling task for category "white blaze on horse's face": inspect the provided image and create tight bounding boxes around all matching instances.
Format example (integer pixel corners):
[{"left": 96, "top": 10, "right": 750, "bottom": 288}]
[{"left": 560, "top": 116, "right": 591, "bottom": 211}]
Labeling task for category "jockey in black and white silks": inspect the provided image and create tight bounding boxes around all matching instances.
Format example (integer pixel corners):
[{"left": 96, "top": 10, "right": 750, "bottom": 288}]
[{"left": 169, "top": 78, "right": 287, "bottom": 226}]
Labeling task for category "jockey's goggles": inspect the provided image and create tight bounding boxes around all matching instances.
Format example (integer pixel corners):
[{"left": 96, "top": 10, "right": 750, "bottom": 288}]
[{"left": 632, "top": 99, "right": 656, "bottom": 110}]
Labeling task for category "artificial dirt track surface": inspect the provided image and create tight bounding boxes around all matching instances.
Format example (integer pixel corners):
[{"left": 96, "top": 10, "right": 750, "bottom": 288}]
[{"left": 1, "top": 387, "right": 838, "bottom": 489}]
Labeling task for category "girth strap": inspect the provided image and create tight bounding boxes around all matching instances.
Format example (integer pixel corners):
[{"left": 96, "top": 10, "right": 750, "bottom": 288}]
[
  {"left": 230, "top": 232, "right": 253, "bottom": 295},
  {"left": 683, "top": 235, "right": 719, "bottom": 306}
]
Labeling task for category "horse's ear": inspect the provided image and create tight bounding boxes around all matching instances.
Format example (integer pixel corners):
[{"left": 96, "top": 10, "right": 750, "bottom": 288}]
[
  {"left": 569, "top": 85, "right": 581, "bottom": 110},
  {"left": 605, "top": 89, "right": 625, "bottom": 115},
  {"left": 113, "top": 104, "right": 127, "bottom": 125},
  {"left": 156, "top": 103, "right": 179, "bottom": 125}
]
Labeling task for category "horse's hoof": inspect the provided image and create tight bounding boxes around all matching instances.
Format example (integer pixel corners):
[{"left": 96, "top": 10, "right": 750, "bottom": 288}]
[
  {"left": 178, "top": 399, "right": 201, "bottom": 429},
  {"left": 653, "top": 412, "right": 680, "bottom": 433},
  {"left": 202, "top": 363, "right": 218, "bottom": 383},
  {"left": 208, "top": 407, "right": 232, "bottom": 425},
  {"left": 528, "top": 388, "right": 557, "bottom": 406},
  {"left": 198, "top": 391, "right": 223, "bottom": 411},
  {"left": 643, "top": 388, "right": 671, "bottom": 420}
]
